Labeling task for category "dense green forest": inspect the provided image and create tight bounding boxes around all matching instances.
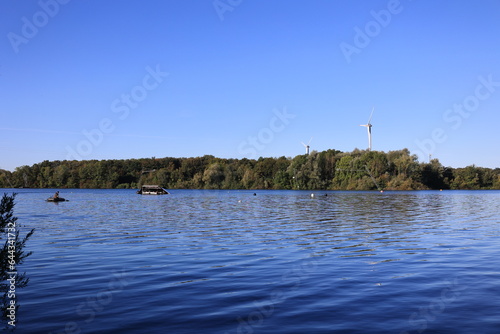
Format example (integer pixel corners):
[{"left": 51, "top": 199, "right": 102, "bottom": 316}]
[{"left": 1, "top": 149, "right": 499, "bottom": 190}]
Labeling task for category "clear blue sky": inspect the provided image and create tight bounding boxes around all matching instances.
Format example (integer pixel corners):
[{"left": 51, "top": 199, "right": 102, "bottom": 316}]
[{"left": 1, "top": 0, "right": 500, "bottom": 171}]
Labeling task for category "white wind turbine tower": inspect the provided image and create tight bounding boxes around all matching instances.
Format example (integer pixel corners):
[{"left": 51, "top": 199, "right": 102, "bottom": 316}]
[
  {"left": 301, "top": 137, "right": 313, "bottom": 155},
  {"left": 360, "top": 107, "right": 374, "bottom": 151}
]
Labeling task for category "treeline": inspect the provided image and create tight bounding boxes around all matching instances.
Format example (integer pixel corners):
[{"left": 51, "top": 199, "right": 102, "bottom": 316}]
[{"left": 1, "top": 149, "right": 499, "bottom": 190}]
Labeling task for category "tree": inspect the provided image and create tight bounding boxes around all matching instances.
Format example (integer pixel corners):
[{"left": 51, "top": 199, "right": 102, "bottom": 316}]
[
  {"left": 493, "top": 172, "right": 500, "bottom": 189},
  {"left": 417, "top": 159, "right": 450, "bottom": 189},
  {"left": 0, "top": 171, "right": 13, "bottom": 188},
  {"left": 242, "top": 169, "right": 258, "bottom": 189},
  {"left": 332, "top": 155, "right": 358, "bottom": 189},
  {"left": 451, "top": 166, "right": 481, "bottom": 190},
  {"left": 53, "top": 164, "right": 69, "bottom": 188},
  {"left": 202, "top": 163, "right": 225, "bottom": 189},
  {"left": 0, "top": 194, "right": 34, "bottom": 327},
  {"left": 387, "top": 149, "right": 418, "bottom": 178}
]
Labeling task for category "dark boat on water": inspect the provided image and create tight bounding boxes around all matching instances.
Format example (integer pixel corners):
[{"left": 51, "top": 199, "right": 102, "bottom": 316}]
[
  {"left": 136, "top": 185, "right": 169, "bottom": 195},
  {"left": 46, "top": 197, "right": 67, "bottom": 202},
  {"left": 46, "top": 191, "right": 67, "bottom": 202}
]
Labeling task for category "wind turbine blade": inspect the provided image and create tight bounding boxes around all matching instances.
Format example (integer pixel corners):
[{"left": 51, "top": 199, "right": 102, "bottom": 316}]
[
  {"left": 308, "top": 137, "right": 313, "bottom": 145},
  {"left": 301, "top": 142, "right": 306, "bottom": 147},
  {"left": 367, "top": 107, "right": 374, "bottom": 124}
]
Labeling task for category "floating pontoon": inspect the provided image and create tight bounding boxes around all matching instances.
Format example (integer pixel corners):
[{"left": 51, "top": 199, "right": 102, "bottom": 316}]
[{"left": 136, "top": 185, "right": 169, "bottom": 195}]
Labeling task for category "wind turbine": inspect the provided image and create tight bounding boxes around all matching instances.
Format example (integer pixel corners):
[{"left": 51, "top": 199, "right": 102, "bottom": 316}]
[
  {"left": 301, "top": 137, "right": 313, "bottom": 155},
  {"left": 360, "top": 107, "right": 374, "bottom": 151}
]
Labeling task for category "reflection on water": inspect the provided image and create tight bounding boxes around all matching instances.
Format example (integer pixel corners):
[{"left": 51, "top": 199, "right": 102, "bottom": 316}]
[{"left": 6, "top": 189, "right": 500, "bottom": 333}]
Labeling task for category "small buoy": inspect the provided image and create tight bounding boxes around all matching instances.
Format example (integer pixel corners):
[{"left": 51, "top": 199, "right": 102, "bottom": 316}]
[
  {"left": 238, "top": 200, "right": 242, "bottom": 203},
  {"left": 380, "top": 190, "right": 384, "bottom": 193},
  {"left": 310, "top": 193, "right": 315, "bottom": 198},
  {"left": 253, "top": 193, "right": 256, "bottom": 196},
  {"left": 440, "top": 189, "right": 443, "bottom": 191}
]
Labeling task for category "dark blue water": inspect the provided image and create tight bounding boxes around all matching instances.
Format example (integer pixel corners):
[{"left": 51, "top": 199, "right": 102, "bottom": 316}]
[{"left": 4, "top": 189, "right": 500, "bottom": 333}]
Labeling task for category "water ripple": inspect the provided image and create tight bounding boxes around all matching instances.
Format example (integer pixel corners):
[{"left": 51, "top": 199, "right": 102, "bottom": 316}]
[{"left": 7, "top": 189, "right": 500, "bottom": 333}]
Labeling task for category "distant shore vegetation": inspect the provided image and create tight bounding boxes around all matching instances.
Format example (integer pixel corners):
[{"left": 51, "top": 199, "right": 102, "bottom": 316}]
[{"left": 1, "top": 149, "right": 499, "bottom": 190}]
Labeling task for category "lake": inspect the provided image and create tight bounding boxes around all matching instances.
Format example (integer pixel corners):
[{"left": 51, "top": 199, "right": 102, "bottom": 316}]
[{"left": 3, "top": 189, "right": 500, "bottom": 333}]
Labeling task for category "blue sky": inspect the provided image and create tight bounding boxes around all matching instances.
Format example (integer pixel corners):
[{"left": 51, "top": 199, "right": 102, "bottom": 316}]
[{"left": 1, "top": 0, "right": 500, "bottom": 171}]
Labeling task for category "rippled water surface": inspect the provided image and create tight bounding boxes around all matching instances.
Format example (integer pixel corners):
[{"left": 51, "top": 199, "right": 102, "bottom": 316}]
[{"left": 5, "top": 189, "right": 500, "bottom": 333}]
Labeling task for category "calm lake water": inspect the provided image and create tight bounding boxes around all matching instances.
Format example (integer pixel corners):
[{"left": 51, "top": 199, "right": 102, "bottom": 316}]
[{"left": 4, "top": 189, "right": 500, "bottom": 333}]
